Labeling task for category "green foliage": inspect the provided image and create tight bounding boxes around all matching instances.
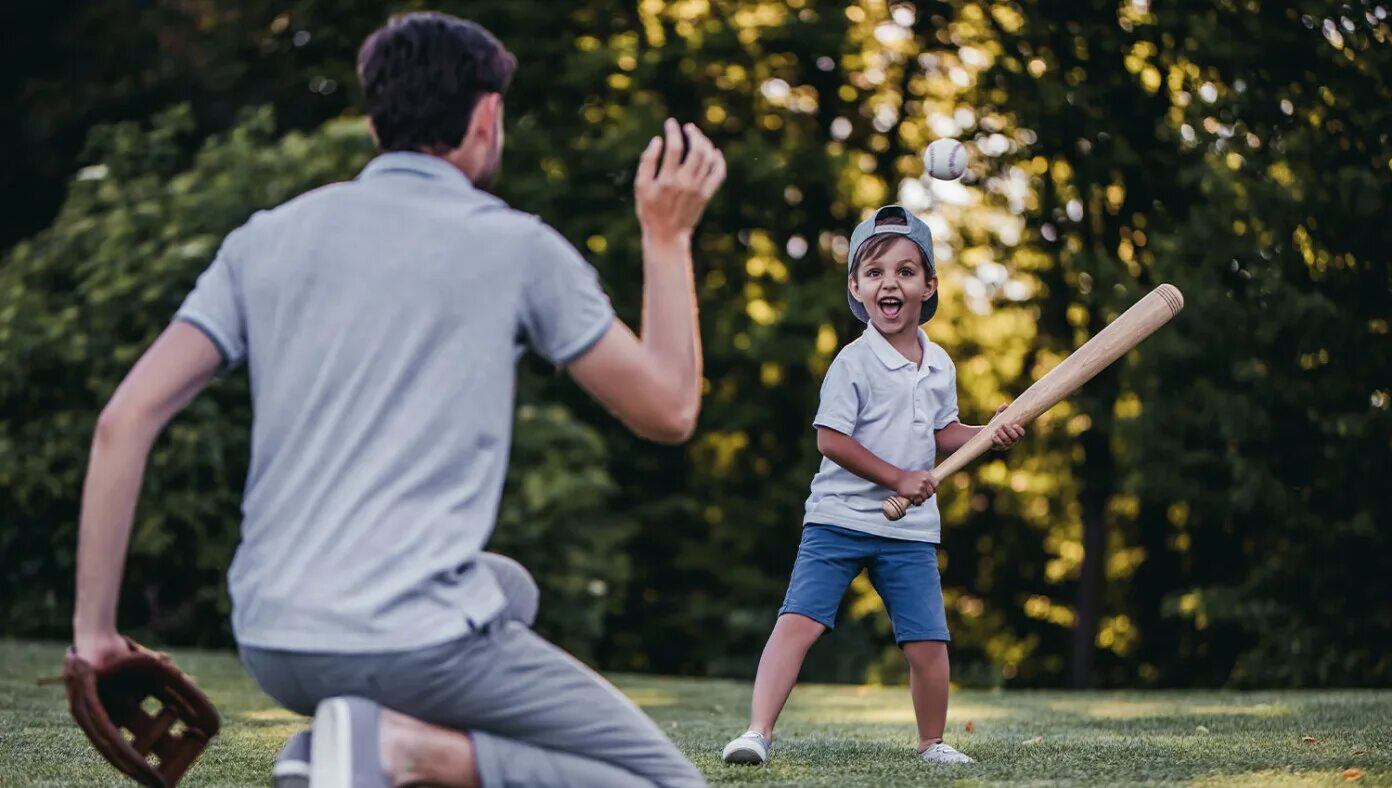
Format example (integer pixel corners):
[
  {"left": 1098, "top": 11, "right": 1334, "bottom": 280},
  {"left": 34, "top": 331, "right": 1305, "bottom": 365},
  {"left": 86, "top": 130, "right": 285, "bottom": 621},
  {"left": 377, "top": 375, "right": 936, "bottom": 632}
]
[
  {"left": 942, "top": 0, "right": 1392, "bottom": 687},
  {"left": 2, "top": 1, "right": 1389, "bottom": 688},
  {"left": 493, "top": 404, "right": 629, "bottom": 662},
  {"left": 0, "top": 106, "right": 626, "bottom": 660}
]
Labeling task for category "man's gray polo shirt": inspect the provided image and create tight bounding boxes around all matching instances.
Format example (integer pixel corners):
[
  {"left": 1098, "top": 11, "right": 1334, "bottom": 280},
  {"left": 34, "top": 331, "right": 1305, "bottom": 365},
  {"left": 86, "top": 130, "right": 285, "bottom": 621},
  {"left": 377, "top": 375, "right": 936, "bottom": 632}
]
[
  {"left": 175, "top": 152, "right": 615, "bottom": 652},
  {"left": 804, "top": 324, "right": 959, "bottom": 542}
]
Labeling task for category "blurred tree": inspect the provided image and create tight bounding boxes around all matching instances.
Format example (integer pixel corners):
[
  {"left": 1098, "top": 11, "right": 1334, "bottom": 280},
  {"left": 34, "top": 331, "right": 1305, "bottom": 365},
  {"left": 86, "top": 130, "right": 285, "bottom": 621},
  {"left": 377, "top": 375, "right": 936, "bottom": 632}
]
[
  {"left": 0, "top": 0, "right": 352, "bottom": 251},
  {"left": 923, "top": 0, "right": 1392, "bottom": 686},
  {"left": 2, "top": 0, "right": 1388, "bottom": 688}
]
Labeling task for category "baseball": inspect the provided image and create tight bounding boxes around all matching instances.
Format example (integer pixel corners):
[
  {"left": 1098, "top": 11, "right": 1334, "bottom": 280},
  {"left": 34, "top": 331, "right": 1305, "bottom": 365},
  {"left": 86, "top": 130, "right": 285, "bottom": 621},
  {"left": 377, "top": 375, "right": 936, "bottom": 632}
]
[{"left": 924, "top": 139, "right": 968, "bottom": 180}]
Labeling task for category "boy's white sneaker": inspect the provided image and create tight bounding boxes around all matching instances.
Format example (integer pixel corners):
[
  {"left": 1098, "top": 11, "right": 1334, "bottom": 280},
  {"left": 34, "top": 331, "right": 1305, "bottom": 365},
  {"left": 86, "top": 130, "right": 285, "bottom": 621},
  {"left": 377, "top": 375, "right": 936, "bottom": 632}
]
[
  {"left": 919, "top": 741, "right": 974, "bottom": 764},
  {"left": 721, "top": 730, "right": 771, "bottom": 765}
]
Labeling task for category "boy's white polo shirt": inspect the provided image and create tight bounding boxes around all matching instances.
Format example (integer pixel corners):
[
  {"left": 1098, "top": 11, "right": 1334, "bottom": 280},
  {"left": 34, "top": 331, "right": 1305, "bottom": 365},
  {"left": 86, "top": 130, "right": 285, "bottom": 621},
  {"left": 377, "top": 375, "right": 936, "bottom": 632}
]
[{"left": 804, "top": 323, "right": 959, "bottom": 543}]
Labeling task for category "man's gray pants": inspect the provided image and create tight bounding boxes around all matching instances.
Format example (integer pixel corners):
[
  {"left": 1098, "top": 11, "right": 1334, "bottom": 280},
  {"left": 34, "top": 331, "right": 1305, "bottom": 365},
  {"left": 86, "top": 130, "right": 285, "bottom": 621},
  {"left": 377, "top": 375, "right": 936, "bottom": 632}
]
[{"left": 240, "top": 553, "right": 705, "bottom": 787}]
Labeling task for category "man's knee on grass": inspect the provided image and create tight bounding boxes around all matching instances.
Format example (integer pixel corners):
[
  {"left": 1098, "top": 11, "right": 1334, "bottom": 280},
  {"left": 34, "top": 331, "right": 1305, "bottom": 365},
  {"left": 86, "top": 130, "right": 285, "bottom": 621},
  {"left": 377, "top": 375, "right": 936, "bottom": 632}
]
[{"left": 479, "top": 552, "right": 538, "bottom": 628}]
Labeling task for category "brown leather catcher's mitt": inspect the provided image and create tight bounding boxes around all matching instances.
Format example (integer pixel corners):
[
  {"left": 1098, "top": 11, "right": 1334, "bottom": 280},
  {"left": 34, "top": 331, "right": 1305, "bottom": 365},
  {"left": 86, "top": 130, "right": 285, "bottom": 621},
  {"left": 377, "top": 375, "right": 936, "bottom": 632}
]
[{"left": 55, "top": 639, "right": 220, "bottom": 786}]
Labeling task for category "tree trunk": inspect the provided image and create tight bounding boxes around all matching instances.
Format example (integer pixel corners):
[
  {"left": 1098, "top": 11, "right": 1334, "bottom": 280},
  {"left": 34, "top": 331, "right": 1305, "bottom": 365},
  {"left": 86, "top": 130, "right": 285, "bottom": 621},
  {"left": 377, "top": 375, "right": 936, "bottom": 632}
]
[
  {"left": 1071, "top": 474, "right": 1106, "bottom": 688},
  {"left": 1071, "top": 363, "right": 1117, "bottom": 689}
]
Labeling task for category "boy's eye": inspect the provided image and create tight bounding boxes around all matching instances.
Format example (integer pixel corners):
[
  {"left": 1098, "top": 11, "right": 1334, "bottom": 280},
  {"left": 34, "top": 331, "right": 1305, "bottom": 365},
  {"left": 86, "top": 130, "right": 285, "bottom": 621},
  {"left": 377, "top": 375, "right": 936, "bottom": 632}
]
[{"left": 899, "top": 268, "right": 914, "bottom": 277}]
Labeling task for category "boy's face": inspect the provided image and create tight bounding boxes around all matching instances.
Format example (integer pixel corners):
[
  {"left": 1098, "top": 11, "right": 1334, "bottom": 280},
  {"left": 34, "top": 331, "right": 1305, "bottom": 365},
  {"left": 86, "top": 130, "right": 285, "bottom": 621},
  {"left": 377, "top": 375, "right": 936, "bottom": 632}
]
[{"left": 849, "top": 236, "right": 937, "bottom": 335}]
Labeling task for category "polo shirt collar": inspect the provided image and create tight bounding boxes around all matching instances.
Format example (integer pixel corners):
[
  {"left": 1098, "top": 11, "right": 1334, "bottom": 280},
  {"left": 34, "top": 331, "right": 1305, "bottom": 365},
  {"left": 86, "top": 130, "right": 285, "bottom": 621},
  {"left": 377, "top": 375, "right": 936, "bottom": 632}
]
[
  {"left": 864, "top": 321, "right": 939, "bottom": 370},
  {"left": 358, "top": 151, "right": 482, "bottom": 192}
]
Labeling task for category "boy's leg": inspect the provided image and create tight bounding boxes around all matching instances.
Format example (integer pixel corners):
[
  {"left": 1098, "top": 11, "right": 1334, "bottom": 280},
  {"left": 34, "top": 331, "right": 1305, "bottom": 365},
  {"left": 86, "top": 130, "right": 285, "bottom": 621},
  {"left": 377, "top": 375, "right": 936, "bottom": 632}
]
[
  {"left": 901, "top": 641, "right": 950, "bottom": 748},
  {"left": 747, "top": 613, "right": 825, "bottom": 738},
  {"left": 865, "top": 538, "right": 957, "bottom": 754},
  {"left": 745, "top": 525, "right": 868, "bottom": 739}
]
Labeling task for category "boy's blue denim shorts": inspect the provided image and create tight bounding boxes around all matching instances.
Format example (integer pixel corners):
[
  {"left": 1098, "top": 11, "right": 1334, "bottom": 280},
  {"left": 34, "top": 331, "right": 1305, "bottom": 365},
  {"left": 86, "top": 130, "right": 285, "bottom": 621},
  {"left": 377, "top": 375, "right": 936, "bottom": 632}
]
[{"left": 779, "top": 523, "right": 949, "bottom": 644}]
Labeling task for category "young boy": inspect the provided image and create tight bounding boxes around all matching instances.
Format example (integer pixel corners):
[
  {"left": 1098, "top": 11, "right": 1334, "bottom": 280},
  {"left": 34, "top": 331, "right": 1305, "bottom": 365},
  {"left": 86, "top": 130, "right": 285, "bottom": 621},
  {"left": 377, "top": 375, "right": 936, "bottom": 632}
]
[{"left": 721, "top": 205, "right": 1023, "bottom": 766}]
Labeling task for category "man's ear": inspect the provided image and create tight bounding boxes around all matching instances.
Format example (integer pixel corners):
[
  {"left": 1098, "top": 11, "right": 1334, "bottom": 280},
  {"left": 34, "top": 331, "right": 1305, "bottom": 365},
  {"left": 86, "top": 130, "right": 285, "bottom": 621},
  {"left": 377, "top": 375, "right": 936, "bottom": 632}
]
[
  {"left": 468, "top": 93, "right": 502, "bottom": 144},
  {"left": 365, "top": 117, "right": 379, "bottom": 146}
]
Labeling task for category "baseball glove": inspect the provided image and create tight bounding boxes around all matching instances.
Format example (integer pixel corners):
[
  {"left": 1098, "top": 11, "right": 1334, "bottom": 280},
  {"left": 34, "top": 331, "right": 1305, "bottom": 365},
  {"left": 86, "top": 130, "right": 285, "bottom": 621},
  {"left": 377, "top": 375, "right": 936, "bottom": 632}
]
[{"left": 50, "top": 639, "right": 220, "bottom": 786}]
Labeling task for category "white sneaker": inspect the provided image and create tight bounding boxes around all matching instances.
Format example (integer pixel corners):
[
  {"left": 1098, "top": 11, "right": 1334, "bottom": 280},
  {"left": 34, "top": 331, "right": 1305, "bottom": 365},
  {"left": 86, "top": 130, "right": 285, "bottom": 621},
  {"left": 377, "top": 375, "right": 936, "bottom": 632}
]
[
  {"left": 919, "top": 741, "right": 975, "bottom": 764},
  {"left": 272, "top": 729, "right": 310, "bottom": 788},
  {"left": 309, "top": 697, "right": 390, "bottom": 787},
  {"left": 721, "top": 730, "right": 771, "bottom": 765}
]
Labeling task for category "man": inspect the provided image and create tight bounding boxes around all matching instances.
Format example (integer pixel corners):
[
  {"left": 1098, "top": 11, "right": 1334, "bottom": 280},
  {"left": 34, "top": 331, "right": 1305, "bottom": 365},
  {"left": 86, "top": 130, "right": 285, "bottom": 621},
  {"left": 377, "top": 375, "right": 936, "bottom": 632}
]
[{"left": 71, "top": 11, "right": 723, "bottom": 787}]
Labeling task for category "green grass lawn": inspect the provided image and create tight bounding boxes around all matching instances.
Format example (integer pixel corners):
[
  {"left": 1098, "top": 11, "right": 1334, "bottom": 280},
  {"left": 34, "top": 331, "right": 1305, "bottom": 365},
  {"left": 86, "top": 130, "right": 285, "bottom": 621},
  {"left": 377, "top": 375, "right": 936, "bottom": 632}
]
[{"left": 2, "top": 640, "right": 1389, "bottom": 786}]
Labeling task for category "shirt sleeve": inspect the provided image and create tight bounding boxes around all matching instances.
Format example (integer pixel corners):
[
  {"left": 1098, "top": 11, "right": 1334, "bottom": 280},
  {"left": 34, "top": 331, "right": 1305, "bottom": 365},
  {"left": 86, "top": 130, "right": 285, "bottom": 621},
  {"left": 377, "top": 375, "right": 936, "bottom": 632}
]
[
  {"left": 812, "top": 354, "right": 860, "bottom": 435},
  {"left": 934, "top": 355, "right": 960, "bottom": 429},
  {"left": 519, "top": 222, "right": 616, "bottom": 366},
  {"left": 173, "top": 218, "right": 256, "bottom": 369}
]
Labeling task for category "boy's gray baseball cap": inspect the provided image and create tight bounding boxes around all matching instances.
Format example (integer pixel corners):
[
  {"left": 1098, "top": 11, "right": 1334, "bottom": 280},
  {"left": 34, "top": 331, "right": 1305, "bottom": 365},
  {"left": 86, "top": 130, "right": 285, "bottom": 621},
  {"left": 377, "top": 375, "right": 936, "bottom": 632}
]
[{"left": 846, "top": 205, "right": 938, "bottom": 324}]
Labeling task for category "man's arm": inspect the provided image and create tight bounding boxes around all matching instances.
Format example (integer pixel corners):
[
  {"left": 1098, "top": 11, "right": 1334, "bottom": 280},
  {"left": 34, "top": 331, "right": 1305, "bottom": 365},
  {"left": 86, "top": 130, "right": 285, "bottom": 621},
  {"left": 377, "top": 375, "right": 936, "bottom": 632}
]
[
  {"left": 72, "top": 322, "right": 222, "bottom": 667},
  {"left": 568, "top": 118, "right": 724, "bottom": 443}
]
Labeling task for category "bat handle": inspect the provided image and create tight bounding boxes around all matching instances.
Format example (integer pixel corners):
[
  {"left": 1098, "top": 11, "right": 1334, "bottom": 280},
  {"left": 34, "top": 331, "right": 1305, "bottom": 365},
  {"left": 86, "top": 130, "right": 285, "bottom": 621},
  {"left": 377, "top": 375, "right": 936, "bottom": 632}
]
[
  {"left": 881, "top": 421, "right": 995, "bottom": 521},
  {"left": 882, "top": 495, "right": 913, "bottom": 521},
  {"left": 882, "top": 466, "right": 948, "bottom": 521}
]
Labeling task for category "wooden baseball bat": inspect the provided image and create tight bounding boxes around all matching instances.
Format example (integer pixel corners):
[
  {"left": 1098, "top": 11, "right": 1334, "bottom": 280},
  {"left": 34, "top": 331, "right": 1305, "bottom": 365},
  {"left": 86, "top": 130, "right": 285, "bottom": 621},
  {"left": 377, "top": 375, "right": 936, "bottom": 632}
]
[{"left": 883, "top": 284, "right": 1184, "bottom": 521}]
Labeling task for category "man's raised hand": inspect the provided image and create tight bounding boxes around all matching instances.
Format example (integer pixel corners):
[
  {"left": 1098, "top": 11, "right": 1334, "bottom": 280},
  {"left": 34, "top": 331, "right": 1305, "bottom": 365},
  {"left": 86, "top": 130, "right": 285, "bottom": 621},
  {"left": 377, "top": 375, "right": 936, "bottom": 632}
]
[{"left": 634, "top": 118, "right": 726, "bottom": 244}]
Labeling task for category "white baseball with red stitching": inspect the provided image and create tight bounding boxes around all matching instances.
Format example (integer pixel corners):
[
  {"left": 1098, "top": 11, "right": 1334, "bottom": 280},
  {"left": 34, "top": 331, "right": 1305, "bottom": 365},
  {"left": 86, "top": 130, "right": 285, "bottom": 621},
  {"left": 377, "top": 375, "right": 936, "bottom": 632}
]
[{"left": 925, "top": 138, "right": 968, "bottom": 180}]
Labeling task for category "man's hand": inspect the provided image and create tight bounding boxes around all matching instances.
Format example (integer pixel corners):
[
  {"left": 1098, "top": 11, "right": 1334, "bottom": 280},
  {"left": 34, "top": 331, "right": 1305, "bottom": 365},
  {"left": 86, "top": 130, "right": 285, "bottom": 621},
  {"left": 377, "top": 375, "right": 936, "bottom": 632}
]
[
  {"left": 990, "top": 404, "right": 1026, "bottom": 450},
  {"left": 634, "top": 118, "right": 726, "bottom": 244},
  {"left": 73, "top": 630, "right": 130, "bottom": 671},
  {"left": 894, "top": 469, "right": 939, "bottom": 505},
  {"left": 568, "top": 120, "right": 724, "bottom": 444}
]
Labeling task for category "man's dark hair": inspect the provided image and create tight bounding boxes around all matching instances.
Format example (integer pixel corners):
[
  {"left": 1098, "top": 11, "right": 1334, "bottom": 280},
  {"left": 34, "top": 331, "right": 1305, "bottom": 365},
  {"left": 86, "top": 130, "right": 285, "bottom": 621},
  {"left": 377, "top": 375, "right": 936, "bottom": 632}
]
[{"left": 357, "top": 12, "right": 517, "bottom": 153}]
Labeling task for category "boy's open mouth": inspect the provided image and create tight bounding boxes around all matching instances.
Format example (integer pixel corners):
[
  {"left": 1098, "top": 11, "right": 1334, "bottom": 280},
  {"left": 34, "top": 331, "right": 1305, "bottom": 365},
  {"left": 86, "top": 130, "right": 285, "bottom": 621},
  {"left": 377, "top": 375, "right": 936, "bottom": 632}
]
[{"left": 878, "top": 297, "right": 904, "bottom": 320}]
